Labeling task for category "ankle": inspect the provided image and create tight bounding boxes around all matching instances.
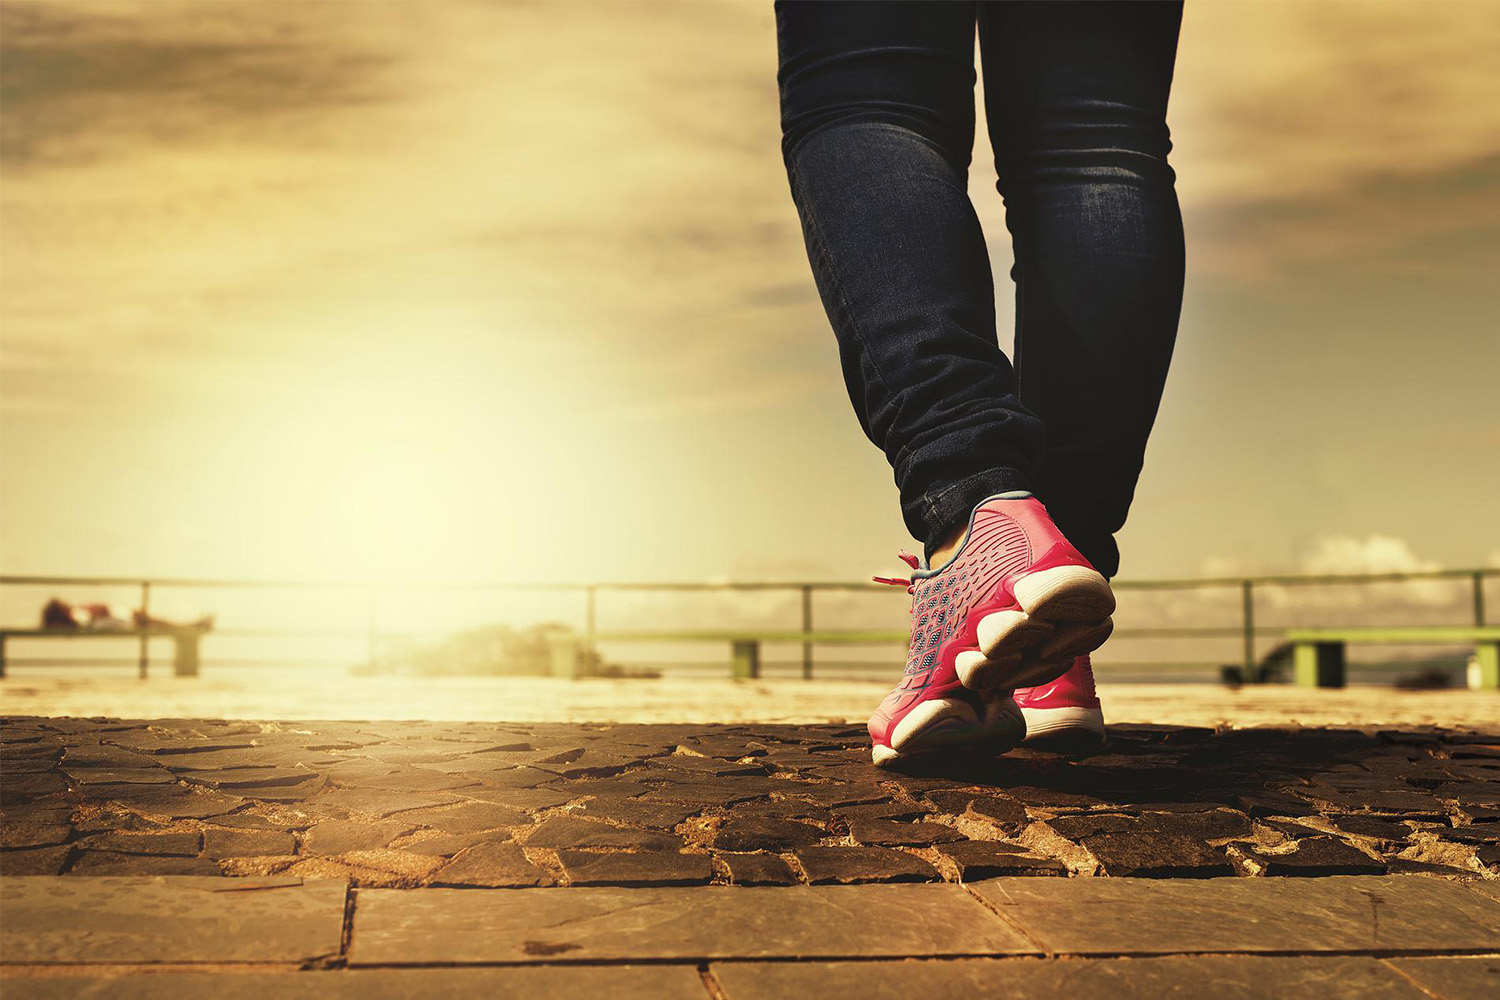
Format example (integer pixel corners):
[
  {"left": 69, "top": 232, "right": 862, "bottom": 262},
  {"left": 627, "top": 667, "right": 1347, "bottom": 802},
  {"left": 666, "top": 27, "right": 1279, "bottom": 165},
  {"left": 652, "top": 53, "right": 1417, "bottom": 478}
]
[{"left": 929, "top": 524, "right": 967, "bottom": 569}]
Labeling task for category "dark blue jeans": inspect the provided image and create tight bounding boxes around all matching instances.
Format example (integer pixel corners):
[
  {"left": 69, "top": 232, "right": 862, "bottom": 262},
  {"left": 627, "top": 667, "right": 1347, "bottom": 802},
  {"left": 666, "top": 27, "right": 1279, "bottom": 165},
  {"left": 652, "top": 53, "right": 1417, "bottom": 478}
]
[{"left": 777, "top": 1, "right": 1185, "bottom": 577}]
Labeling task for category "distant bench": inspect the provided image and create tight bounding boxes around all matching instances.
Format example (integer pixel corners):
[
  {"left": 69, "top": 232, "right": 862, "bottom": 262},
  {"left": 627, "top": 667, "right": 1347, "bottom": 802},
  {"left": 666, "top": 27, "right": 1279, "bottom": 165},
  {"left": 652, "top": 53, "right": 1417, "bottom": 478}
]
[
  {"left": 0, "top": 628, "right": 206, "bottom": 679},
  {"left": 1284, "top": 626, "right": 1500, "bottom": 690}
]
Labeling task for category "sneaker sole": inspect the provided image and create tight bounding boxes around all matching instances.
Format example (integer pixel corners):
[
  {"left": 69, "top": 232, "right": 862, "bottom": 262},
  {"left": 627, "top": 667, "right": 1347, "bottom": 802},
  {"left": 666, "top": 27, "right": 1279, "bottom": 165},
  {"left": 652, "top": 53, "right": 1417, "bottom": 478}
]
[
  {"left": 957, "top": 566, "right": 1115, "bottom": 692},
  {"left": 1020, "top": 705, "right": 1107, "bottom": 752},
  {"left": 873, "top": 696, "right": 1024, "bottom": 767}
]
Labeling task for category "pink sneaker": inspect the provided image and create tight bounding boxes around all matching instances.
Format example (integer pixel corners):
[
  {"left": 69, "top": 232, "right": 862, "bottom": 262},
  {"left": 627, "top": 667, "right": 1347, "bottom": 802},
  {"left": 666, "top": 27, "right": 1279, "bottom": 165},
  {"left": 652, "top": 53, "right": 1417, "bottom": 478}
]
[
  {"left": 1015, "top": 655, "right": 1107, "bottom": 751},
  {"left": 868, "top": 491, "right": 1115, "bottom": 766}
]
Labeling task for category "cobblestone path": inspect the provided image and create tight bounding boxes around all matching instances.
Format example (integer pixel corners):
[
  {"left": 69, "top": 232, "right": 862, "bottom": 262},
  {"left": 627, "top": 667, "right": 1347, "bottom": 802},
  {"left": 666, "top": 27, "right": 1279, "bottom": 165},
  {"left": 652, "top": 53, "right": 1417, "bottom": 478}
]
[
  {"left": 3, "top": 716, "right": 1498, "bottom": 997},
  {"left": 5, "top": 716, "right": 1499, "bottom": 883}
]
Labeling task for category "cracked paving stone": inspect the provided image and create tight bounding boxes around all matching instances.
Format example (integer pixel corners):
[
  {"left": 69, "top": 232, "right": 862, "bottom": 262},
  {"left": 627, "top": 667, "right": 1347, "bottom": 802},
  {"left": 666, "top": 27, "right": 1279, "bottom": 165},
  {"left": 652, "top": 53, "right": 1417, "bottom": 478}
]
[
  {"left": 555, "top": 851, "right": 715, "bottom": 887},
  {"left": 1440, "top": 821, "right": 1500, "bottom": 844},
  {"left": 650, "top": 755, "right": 768, "bottom": 778},
  {"left": 711, "top": 816, "right": 823, "bottom": 852},
  {"left": 924, "top": 789, "right": 986, "bottom": 814},
  {"left": 1, "top": 771, "right": 71, "bottom": 801},
  {"left": 794, "top": 846, "right": 941, "bottom": 884},
  {"left": 1433, "top": 781, "right": 1500, "bottom": 805},
  {"left": 1295, "top": 787, "right": 1446, "bottom": 818},
  {"left": 304, "top": 819, "right": 414, "bottom": 854},
  {"left": 68, "top": 852, "right": 223, "bottom": 875},
  {"left": 679, "top": 737, "right": 768, "bottom": 759},
  {"left": 203, "top": 828, "right": 298, "bottom": 858},
  {"left": 1, "top": 819, "right": 73, "bottom": 849},
  {"left": 398, "top": 801, "right": 527, "bottom": 834},
  {"left": 834, "top": 801, "right": 930, "bottom": 822},
  {"left": 736, "top": 801, "right": 836, "bottom": 829},
  {"left": 66, "top": 767, "right": 177, "bottom": 785},
  {"left": 157, "top": 749, "right": 332, "bottom": 772},
  {"left": 1043, "top": 814, "right": 1135, "bottom": 840},
  {"left": 998, "top": 785, "right": 1108, "bottom": 810},
  {"left": 1234, "top": 791, "right": 1319, "bottom": 817},
  {"left": 963, "top": 796, "right": 1030, "bottom": 835},
  {"left": 399, "top": 831, "right": 509, "bottom": 857},
  {"left": 525, "top": 817, "right": 682, "bottom": 851},
  {"left": 341, "top": 768, "right": 479, "bottom": 793},
  {"left": 77, "top": 832, "right": 201, "bottom": 856},
  {"left": 848, "top": 819, "right": 962, "bottom": 847},
  {"left": 778, "top": 782, "right": 888, "bottom": 808},
  {"left": 90, "top": 786, "right": 245, "bottom": 819},
  {"left": 460, "top": 786, "right": 575, "bottom": 811},
  {"left": 1324, "top": 815, "right": 1411, "bottom": 843},
  {"left": 554, "top": 778, "right": 650, "bottom": 798},
  {"left": 0, "top": 845, "right": 73, "bottom": 875},
  {"left": 717, "top": 852, "right": 800, "bottom": 886},
  {"left": 205, "top": 812, "right": 295, "bottom": 831},
  {"left": 642, "top": 782, "right": 771, "bottom": 807},
  {"left": 534, "top": 750, "right": 640, "bottom": 779},
  {"left": 180, "top": 767, "right": 323, "bottom": 790},
  {"left": 1082, "top": 833, "right": 1234, "bottom": 878},
  {"left": 935, "top": 840, "right": 1067, "bottom": 879},
  {"left": 474, "top": 766, "right": 571, "bottom": 790},
  {"left": 1248, "top": 837, "right": 1388, "bottom": 876},
  {"left": 433, "top": 842, "right": 556, "bottom": 887},
  {"left": 573, "top": 797, "right": 697, "bottom": 829},
  {"left": 309, "top": 787, "right": 462, "bottom": 817}
]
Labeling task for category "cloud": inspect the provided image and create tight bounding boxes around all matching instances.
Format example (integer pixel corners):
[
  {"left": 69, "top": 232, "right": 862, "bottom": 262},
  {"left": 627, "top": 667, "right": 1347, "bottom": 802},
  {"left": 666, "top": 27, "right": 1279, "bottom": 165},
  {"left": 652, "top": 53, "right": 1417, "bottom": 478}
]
[
  {"left": 1172, "top": 2, "right": 1500, "bottom": 278},
  {"left": 1298, "top": 534, "right": 1439, "bottom": 577},
  {"left": 0, "top": 1, "right": 395, "bottom": 169}
]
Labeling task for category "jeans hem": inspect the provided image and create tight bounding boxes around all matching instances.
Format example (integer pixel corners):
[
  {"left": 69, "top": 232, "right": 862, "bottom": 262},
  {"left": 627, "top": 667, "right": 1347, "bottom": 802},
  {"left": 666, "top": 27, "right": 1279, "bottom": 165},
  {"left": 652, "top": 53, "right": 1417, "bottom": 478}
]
[{"left": 913, "top": 467, "right": 1032, "bottom": 559}]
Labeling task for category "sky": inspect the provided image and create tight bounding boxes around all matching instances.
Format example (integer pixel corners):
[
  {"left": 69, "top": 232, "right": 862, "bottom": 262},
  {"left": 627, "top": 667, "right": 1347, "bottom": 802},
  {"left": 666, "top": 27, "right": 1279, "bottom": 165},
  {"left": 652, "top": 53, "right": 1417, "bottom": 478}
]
[{"left": 3, "top": 0, "right": 1499, "bottom": 591}]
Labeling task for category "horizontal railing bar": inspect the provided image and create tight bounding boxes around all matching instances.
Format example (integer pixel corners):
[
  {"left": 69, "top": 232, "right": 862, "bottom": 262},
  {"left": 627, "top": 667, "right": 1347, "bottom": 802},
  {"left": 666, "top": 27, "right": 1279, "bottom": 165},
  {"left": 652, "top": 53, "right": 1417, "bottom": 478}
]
[
  {"left": 3, "top": 567, "right": 1495, "bottom": 592},
  {"left": 0, "top": 625, "right": 1475, "bottom": 644}
]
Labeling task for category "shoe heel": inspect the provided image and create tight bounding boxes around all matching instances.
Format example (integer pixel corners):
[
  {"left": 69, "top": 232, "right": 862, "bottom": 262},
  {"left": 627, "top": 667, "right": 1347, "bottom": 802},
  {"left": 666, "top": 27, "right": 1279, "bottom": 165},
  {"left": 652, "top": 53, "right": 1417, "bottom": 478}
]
[{"left": 1013, "top": 565, "right": 1115, "bottom": 622}]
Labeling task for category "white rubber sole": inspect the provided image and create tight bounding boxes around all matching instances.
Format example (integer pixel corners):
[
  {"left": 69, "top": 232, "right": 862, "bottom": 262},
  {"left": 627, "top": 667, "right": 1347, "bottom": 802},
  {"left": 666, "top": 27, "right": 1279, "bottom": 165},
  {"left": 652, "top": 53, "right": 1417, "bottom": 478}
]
[
  {"left": 957, "top": 565, "right": 1115, "bottom": 693},
  {"left": 1020, "top": 705, "right": 1107, "bottom": 751},
  {"left": 873, "top": 695, "right": 1024, "bottom": 768}
]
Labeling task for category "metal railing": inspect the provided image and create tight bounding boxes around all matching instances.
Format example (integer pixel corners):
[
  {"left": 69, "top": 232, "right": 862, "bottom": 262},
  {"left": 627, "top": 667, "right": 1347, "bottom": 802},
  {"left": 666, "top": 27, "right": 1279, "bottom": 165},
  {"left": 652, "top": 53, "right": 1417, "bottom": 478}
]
[{"left": 1, "top": 567, "right": 1494, "bottom": 679}]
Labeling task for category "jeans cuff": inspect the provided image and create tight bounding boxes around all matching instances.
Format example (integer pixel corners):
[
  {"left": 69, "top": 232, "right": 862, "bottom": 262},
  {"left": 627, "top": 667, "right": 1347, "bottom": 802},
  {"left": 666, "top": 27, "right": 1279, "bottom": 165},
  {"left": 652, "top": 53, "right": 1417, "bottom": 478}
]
[{"left": 910, "top": 467, "right": 1032, "bottom": 560}]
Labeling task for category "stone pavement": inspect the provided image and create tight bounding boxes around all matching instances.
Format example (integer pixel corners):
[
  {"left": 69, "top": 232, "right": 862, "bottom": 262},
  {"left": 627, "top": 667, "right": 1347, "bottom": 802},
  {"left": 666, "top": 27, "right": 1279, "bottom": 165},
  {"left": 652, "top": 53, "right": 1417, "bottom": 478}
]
[{"left": 3, "top": 715, "right": 1500, "bottom": 996}]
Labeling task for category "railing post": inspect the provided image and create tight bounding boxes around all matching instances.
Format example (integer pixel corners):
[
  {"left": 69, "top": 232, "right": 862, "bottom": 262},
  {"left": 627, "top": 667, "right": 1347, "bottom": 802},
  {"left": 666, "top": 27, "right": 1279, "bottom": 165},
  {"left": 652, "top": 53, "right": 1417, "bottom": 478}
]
[
  {"left": 1474, "top": 572, "right": 1487, "bottom": 627},
  {"left": 801, "top": 585, "right": 813, "bottom": 680},
  {"left": 365, "top": 587, "right": 378, "bottom": 671},
  {"left": 138, "top": 580, "right": 151, "bottom": 680},
  {"left": 1241, "top": 579, "right": 1255, "bottom": 678},
  {"left": 585, "top": 586, "right": 597, "bottom": 659}
]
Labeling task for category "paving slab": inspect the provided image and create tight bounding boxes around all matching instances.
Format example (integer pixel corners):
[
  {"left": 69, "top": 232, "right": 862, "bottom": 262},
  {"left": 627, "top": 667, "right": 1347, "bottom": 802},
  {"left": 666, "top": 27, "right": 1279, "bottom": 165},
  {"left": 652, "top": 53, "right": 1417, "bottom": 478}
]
[
  {"left": 711, "top": 955, "right": 1432, "bottom": 1000},
  {"left": 1387, "top": 957, "right": 1500, "bottom": 1000},
  {"left": 0, "top": 876, "right": 347, "bottom": 964},
  {"left": 350, "top": 884, "right": 1036, "bottom": 964},
  {"left": 0, "top": 967, "right": 708, "bottom": 1000},
  {"left": 969, "top": 875, "right": 1500, "bottom": 955}
]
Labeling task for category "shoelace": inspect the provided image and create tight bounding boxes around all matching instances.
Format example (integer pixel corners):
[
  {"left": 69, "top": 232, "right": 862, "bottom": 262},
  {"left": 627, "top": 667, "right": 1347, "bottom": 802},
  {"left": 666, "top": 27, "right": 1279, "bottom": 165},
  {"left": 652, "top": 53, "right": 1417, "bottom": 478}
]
[{"left": 872, "top": 550, "right": 920, "bottom": 594}]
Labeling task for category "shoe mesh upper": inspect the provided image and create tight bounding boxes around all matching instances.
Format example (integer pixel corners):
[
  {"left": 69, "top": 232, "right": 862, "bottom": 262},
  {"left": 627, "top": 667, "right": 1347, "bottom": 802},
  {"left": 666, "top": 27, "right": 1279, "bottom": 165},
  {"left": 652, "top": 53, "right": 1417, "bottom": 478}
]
[{"left": 904, "top": 510, "right": 1031, "bottom": 674}]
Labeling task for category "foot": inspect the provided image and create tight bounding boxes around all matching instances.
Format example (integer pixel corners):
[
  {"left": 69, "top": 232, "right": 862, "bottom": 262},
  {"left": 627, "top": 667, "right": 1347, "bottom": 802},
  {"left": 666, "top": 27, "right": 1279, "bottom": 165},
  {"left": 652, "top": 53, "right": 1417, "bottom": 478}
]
[
  {"left": 1015, "top": 654, "right": 1107, "bottom": 752},
  {"left": 868, "top": 491, "right": 1115, "bottom": 766}
]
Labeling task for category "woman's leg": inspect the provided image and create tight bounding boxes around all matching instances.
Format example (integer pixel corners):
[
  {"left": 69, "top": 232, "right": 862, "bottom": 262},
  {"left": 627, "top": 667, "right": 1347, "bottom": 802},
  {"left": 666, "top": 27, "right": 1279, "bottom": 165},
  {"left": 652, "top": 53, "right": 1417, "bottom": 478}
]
[
  {"left": 979, "top": 1, "right": 1186, "bottom": 579},
  {"left": 776, "top": 0, "right": 1044, "bottom": 559}
]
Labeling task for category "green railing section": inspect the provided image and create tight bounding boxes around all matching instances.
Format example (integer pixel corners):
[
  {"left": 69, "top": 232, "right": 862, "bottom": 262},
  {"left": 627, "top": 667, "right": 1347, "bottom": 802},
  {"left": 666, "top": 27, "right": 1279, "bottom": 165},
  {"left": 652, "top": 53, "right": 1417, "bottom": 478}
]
[{"left": 0, "top": 568, "right": 1494, "bottom": 680}]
